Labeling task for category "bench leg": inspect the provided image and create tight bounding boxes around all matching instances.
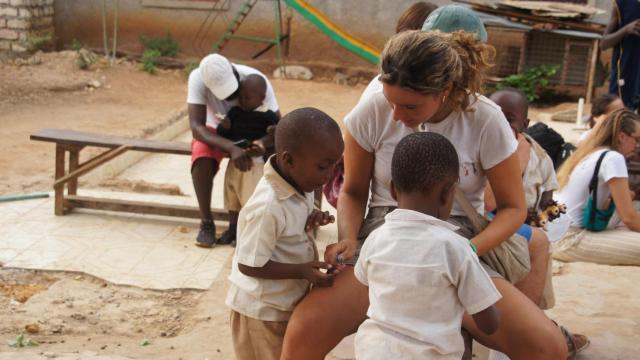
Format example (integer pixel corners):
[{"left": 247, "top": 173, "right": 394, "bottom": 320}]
[
  {"left": 68, "top": 148, "right": 79, "bottom": 196},
  {"left": 54, "top": 144, "right": 66, "bottom": 216}
]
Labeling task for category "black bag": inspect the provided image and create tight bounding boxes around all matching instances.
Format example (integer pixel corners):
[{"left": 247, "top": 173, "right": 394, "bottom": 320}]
[{"left": 524, "top": 122, "right": 574, "bottom": 169}]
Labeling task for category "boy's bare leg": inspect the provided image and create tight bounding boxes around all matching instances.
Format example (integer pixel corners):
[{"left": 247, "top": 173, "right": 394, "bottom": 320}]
[
  {"left": 281, "top": 267, "right": 368, "bottom": 360},
  {"left": 515, "top": 228, "right": 550, "bottom": 305}
]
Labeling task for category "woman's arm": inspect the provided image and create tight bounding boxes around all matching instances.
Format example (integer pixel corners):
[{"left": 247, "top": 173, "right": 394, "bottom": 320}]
[
  {"left": 473, "top": 153, "right": 527, "bottom": 255},
  {"left": 324, "top": 131, "right": 374, "bottom": 265},
  {"left": 608, "top": 177, "right": 640, "bottom": 231}
]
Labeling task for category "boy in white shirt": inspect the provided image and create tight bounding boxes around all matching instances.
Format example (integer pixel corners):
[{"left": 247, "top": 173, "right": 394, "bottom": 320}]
[
  {"left": 354, "top": 132, "right": 501, "bottom": 359},
  {"left": 226, "top": 107, "right": 344, "bottom": 360}
]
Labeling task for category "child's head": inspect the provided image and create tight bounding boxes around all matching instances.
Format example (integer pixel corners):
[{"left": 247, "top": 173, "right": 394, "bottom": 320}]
[
  {"left": 238, "top": 74, "right": 267, "bottom": 112},
  {"left": 589, "top": 94, "right": 624, "bottom": 129},
  {"left": 391, "top": 132, "right": 459, "bottom": 219},
  {"left": 275, "top": 107, "right": 344, "bottom": 193},
  {"left": 490, "top": 88, "right": 529, "bottom": 137}
]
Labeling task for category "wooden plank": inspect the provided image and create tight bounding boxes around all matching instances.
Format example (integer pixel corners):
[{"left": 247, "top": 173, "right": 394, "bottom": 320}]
[
  {"left": 65, "top": 195, "right": 229, "bottom": 221},
  {"left": 54, "top": 145, "right": 66, "bottom": 216},
  {"left": 585, "top": 39, "right": 599, "bottom": 104},
  {"left": 68, "top": 148, "right": 80, "bottom": 196},
  {"left": 455, "top": 0, "right": 605, "bottom": 33},
  {"left": 54, "top": 145, "right": 130, "bottom": 187},
  {"left": 31, "top": 128, "right": 191, "bottom": 155}
]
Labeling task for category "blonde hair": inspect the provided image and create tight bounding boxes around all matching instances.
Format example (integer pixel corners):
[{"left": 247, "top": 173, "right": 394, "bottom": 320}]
[
  {"left": 379, "top": 30, "right": 495, "bottom": 112},
  {"left": 557, "top": 109, "right": 640, "bottom": 189}
]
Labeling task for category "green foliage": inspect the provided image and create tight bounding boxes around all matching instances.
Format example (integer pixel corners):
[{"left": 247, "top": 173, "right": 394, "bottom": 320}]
[
  {"left": 27, "top": 31, "right": 54, "bottom": 51},
  {"left": 141, "top": 49, "right": 161, "bottom": 74},
  {"left": 70, "top": 38, "right": 82, "bottom": 52},
  {"left": 7, "top": 334, "right": 38, "bottom": 348},
  {"left": 497, "top": 65, "right": 560, "bottom": 103},
  {"left": 76, "top": 48, "right": 97, "bottom": 70},
  {"left": 139, "top": 32, "right": 180, "bottom": 57},
  {"left": 183, "top": 60, "right": 199, "bottom": 78}
]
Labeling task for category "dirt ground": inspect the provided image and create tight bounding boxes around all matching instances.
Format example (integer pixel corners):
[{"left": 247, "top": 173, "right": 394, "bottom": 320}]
[{"left": 2, "top": 51, "right": 638, "bottom": 360}]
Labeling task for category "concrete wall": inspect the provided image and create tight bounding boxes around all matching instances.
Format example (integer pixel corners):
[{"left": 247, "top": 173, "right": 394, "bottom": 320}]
[
  {"left": 53, "top": 0, "right": 450, "bottom": 69},
  {"left": 0, "top": 0, "right": 54, "bottom": 54}
]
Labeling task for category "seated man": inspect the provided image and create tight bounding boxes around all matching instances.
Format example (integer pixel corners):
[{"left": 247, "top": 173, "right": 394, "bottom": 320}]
[{"left": 187, "top": 54, "right": 280, "bottom": 247}]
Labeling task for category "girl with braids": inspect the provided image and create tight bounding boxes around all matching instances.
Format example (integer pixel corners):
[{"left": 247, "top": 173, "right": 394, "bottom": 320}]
[
  {"left": 554, "top": 109, "right": 640, "bottom": 265},
  {"left": 282, "top": 30, "right": 568, "bottom": 360}
]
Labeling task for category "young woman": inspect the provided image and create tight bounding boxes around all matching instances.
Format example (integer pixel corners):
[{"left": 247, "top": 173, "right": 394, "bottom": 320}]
[
  {"left": 281, "top": 31, "right": 568, "bottom": 360},
  {"left": 554, "top": 109, "right": 640, "bottom": 265}
]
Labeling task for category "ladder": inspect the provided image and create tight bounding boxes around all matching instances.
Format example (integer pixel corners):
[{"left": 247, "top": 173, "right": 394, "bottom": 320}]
[{"left": 212, "top": 0, "right": 286, "bottom": 68}]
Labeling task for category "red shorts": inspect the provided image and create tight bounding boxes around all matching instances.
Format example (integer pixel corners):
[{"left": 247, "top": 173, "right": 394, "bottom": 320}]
[{"left": 191, "top": 126, "right": 227, "bottom": 165}]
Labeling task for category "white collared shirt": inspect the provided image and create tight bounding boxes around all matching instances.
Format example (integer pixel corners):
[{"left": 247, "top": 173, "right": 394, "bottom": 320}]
[
  {"left": 225, "top": 157, "right": 317, "bottom": 321},
  {"left": 522, "top": 134, "right": 558, "bottom": 209},
  {"left": 354, "top": 209, "right": 501, "bottom": 359}
]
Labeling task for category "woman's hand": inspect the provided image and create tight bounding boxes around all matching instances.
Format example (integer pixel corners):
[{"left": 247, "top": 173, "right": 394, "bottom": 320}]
[
  {"left": 324, "top": 239, "right": 358, "bottom": 270},
  {"left": 230, "top": 146, "right": 253, "bottom": 171}
]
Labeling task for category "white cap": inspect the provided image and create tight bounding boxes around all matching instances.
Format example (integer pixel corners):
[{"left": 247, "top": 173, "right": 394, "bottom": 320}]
[{"left": 199, "top": 54, "right": 238, "bottom": 99}]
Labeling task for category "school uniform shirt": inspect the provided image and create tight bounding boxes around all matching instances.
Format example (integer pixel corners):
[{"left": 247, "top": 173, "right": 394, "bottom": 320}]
[
  {"left": 225, "top": 157, "right": 317, "bottom": 322},
  {"left": 346, "top": 87, "right": 517, "bottom": 215},
  {"left": 522, "top": 133, "right": 558, "bottom": 209},
  {"left": 187, "top": 64, "right": 279, "bottom": 127},
  {"left": 354, "top": 209, "right": 502, "bottom": 359},
  {"left": 557, "top": 148, "right": 628, "bottom": 227}
]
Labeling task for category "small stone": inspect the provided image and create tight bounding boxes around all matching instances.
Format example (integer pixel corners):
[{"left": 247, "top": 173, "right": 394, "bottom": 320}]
[
  {"left": 100, "top": 345, "right": 107, "bottom": 350},
  {"left": 273, "top": 65, "right": 313, "bottom": 80},
  {"left": 43, "top": 352, "right": 56, "bottom": 358},
  {"left": 86, "top": 80, "right": 101, "bottom": 88},
  {"left": 25, "top": 323, "right": 40, "bottom": 334}
]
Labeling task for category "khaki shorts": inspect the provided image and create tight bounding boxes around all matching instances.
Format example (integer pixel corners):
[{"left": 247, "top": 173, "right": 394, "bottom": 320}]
[
  {"left": 230, "top": 310, "right": 288, "bottom": 360},
  {"left": 224, "top": 158, "right": 264, "bottom": 212}
]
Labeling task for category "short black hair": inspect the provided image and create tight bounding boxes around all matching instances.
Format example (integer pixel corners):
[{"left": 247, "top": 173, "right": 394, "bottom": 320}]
[
  {"left": 490, "top": 87, "right": 529, "bottom": 119},
  {"left": 241, "top": 74, "right": 267, "bottom": 95},
  {"left": 275, "top": 107, "right": 342, "bottom": 154},
  {"left": 392, "top": 132, "right": 459, "bottom": 194}
]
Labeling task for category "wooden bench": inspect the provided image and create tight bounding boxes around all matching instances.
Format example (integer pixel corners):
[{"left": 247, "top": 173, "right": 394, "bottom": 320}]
[{"left": 30, "top": 128, "right": 228, "bottom": 221}]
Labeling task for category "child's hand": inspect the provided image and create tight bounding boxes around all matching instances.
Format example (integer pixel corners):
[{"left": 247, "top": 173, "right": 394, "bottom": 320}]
[
  {"left": 246, "top": 140, "right": 266, "bottom": 157},
  {"left": 305, "top": 209, "right": 335, "bottom": 232},
  {"left": 324, "top": 239, "right": 357, "bottom": 270},
  {"left": 299, "top": 261, "right": 335, "bottom": 287},
  {"left": 230, "top": 146, "right": 253, "bottom": 172}
]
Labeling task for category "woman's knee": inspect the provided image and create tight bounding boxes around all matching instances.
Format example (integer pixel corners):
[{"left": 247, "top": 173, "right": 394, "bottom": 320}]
[{"left": 529, "top": 229, "right": 550, "bottom": 258}]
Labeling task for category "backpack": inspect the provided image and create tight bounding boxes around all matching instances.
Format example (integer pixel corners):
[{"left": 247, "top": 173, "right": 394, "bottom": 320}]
[{"left": 524, "top": 122, "right": 574, "bottom": 169}]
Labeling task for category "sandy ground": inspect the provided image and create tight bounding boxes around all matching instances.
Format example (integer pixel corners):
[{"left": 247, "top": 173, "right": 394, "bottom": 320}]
[{"left": 1, "top": 51, "right": 639, "bottom": 359}]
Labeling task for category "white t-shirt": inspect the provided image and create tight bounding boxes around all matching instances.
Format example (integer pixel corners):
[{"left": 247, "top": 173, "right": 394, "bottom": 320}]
[
  {"left": 345, "top": 87, "right": 517, "bottom": 215},
  {"left": 556, "top": 148, "right": 628, "bottom": 227},
  {"left": 354, "top": 209, "right": 501, "bottom": 359},
  {"left": 187, "top": 64, "right": 279, "bottom": 127}
]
